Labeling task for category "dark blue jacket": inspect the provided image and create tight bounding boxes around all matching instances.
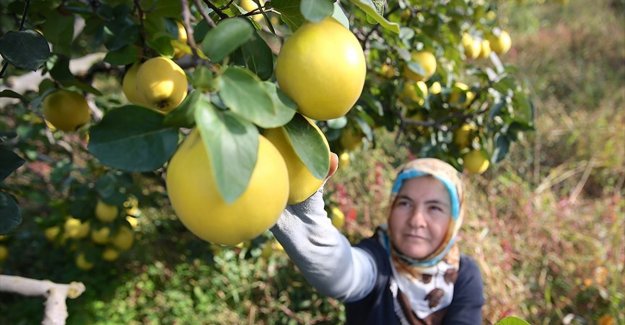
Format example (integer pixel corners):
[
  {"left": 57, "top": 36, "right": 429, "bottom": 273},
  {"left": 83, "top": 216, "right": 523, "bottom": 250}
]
[{"left": 345, "top": 236, "right": 484, "bottom": 325}]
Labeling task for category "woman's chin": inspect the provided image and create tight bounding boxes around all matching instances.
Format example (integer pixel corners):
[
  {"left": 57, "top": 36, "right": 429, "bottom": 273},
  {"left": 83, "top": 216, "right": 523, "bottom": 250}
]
[{"left": 396, "top": 245, "right": 430, "bottom": 260}]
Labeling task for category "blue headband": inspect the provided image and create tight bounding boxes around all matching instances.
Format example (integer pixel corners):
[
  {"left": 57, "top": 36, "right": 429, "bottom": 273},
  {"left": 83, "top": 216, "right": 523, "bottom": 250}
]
[{"left": 391, "top": 169, "right": 460, "bottom": 221}]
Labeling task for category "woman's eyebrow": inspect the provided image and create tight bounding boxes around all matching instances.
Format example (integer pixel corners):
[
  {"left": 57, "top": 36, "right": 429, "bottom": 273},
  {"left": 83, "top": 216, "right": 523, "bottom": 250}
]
[
  {"left": 395, "top": 194, "right": 414, "bottom": 202},
  {"left": 425, "top": 199, "right": 450, "bottom": 207}
]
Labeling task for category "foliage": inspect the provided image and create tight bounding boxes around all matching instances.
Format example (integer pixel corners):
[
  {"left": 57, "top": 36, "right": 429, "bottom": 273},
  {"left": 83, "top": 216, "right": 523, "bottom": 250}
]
[{"left": 0, "top": 0, "right": 532, "bottom": 226}]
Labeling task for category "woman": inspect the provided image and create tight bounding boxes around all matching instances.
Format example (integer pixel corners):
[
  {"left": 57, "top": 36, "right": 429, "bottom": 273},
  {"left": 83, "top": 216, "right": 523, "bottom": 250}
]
[{"left": 270, "top": 156, "right": 484, "bottom": 324}]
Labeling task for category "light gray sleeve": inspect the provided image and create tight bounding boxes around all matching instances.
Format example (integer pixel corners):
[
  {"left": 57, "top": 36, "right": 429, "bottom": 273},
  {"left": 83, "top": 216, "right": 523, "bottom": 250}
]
[{"left": 270, "top": 188, "right": 377, "bottom": 302}]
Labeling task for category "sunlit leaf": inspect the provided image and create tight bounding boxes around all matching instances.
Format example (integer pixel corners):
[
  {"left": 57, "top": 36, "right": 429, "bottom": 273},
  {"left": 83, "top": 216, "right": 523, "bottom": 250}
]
[
  {"left": 283, "top": 114, "right": 329, "bottom": 179},
  {"left": 194, "top": 103, "right": 259, "bottom": 203},
  {"left": 262, "top": 82, "right": 297, "bottom": 128},
  {"left": 495, "top": 316, "right": 531, "bottom": 325},
  {"left": 201, "top": 18, "right": 254, "bottom": 62},
  {"left": 300, "top": 0, "right": 333, "bottom": 22},
  {"left": 331, "top": 2, "right": 350, "bottom": 29},
  {"left": 217, "top": 66, "right": 276, "bottom": 128},
  {"left": 272, "top": 0, "right": 306, "bottom": 31},
  {"left": 349, "top": 0, "right": 400, "bottom": 34}
]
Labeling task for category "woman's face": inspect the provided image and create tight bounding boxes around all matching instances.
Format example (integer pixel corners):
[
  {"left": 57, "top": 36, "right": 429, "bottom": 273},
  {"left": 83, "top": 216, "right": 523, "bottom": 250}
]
[{"left": 388, "top": 176, "right": 452, "bottom": 260}]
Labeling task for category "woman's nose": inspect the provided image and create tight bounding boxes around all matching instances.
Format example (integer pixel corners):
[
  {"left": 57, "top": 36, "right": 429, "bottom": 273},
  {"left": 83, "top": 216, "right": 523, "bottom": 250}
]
[{"left": 407, "top": 206, "right": 427, "bottom": 228}]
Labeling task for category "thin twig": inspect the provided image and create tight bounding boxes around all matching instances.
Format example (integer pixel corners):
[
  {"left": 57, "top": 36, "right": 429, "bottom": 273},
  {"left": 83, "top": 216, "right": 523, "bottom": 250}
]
[
  {"left": 219, "top": 0, "right": 235, "bottom": 10},
  {"left": 192, "top": 0, "right": 217, "bottom": 27},
  {"left": 180, "top": 0, "right": 199, "bottom": 54},
  {"left": 133, "top": 0, "right": 147, "bottom": 59},
  {"left": 568, "top": 158, "right": 595, "bottom": 204},
  {"left": 202, "top": 0, "right": 229, "bottom": 19}
]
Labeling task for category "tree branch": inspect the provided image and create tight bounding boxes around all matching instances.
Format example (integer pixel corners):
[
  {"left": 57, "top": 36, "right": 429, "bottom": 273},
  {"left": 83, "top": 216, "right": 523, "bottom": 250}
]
[
  {"left": 0, "top": 275, "right": 86, "bottom": 325},
  {"left": 192, "top": 0, "right": 217, "bottom": 27}
]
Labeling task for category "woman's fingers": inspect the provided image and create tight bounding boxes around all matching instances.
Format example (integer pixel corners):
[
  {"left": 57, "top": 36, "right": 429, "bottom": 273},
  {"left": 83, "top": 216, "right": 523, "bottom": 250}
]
[{"left": 327, "top": 152, "right": 339, "bottom": 180}]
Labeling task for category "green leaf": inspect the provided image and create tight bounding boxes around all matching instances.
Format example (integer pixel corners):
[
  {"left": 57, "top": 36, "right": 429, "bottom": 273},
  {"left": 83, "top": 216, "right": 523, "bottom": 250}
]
[
  {"left": 406, "top": 61, "right": 426, "bottom": 77},
  {"left": 194, "top": 103, "right": 259, "bottom": 203},
  {"left": 349, "top": 0, "right": 400, "bottom": 34},
  {"left": 0, "top": 191, "right": 21, "bottom": 234},
  {"left": 283, "top": 114, "right": 329, "bottom": 179},
  {"left": 103, "top": 8, "right": 139, "bottom": 51},
  {"left": 88, "top": 105, "right": 179, "bottom": 172},
  {"left": 262, "top": 82, "right": 297, "bottom": 128},
  {"left": 0, "top": 30, "right": 51, "bottom": 71},
  {"left": 62, "top": 80, "right": 103, "bottom": 97},
  {"left": 42, "top": 10, "right": 75, "bottom": 56},
  {"left": 192, "top": 19, "right": 211, "bottom": 43},
  {"left": 495, "top": 316, "right": 531, "bottom": 325},
  {"left": 201, "top": 18, "right": 254, "bottom": 62},
  {"left": 512, "top": 92, "right": 535, "bottom": 125},
  {"left": 0, "top": 147, "right": 25, "bottom": 182},
  {"left": 49, "top": 55, "right": 103, "bottom": 95},
  {"left": 300, "top": 0, "right": 333, "bottom": 22},
  {"left": 163, "top": 90, "right": 204, "bottom": 128},
  {"left": 488, "top": 100, "right": 507, "bottom": 120},
  {"left": 217, "top": 66, "right": 278, "bottom": 128},
  {"left": 0, "top": 90, "right": 24, "bottom": 100},
  {"left": 145, "top": 0, "right": 183, "bottom": 18},
  {"left": 332, "top": 2, "right": 350, "bottom": 29},
  {"left": 354, "top": 113, "right": 375, "bottom": 141},
  {"left": 49, "top": 55, "right": 74, "bottom": 83},
  {"left": 492, "top": 75, "right": 516, "bottom": 94},
  {"left": 95, "top": 173, "right": 130, "bottom": 205},
  {"left": 104, "top": 45, "right": 140, "bottom": 65},
  {"left": 146, "top": 35, "right": 175, "bottom": 57},
  {"left": 232, "top": 31, "right": 274, "bottom": 81},
  {"left": 492, "top": 133, "right": 510, "bottom": 163},
  {"left": 190, "top": 66, "right": 215, "bottom": 91},
  {"left": 272, "top": 0, "right": 306, "bottom": 31},
  {"left": 326, "top": 117, "right": 348, "bottom": 129}
]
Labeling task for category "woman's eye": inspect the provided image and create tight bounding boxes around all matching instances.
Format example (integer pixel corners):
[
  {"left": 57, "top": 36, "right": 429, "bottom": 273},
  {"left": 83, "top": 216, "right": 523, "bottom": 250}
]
[
  {"left": 396, "top": 200, "right": 411, "bottom": 208},
  {"left": 429, "top": 205, "right": 443, "bottom": 213}
]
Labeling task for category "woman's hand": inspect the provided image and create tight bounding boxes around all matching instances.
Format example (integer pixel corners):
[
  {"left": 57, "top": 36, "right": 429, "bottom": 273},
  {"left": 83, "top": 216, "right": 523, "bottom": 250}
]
[{"left": 327, "top": 152, "right": 339, "bottom": 181}]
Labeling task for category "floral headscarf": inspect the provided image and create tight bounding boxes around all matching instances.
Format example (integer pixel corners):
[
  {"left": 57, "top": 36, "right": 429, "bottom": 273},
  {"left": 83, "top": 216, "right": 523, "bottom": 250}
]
[{"left": 378, "top": 158, "right": 465, "bottom": 323}]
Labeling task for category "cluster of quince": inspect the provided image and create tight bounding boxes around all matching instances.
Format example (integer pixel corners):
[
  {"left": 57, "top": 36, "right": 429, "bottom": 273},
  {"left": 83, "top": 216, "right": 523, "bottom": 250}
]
[
  {"left": 42, "top": 198, "right": 139, "bottom": 271},
  {"left": 163, "top": 16, "right": 367, "bottom": 247},
  {"left": 384, "top": 40, "right": 506, "bottom": 175},
  {"left": 461, "top": 28, "right": 512, "bottom": 61}
]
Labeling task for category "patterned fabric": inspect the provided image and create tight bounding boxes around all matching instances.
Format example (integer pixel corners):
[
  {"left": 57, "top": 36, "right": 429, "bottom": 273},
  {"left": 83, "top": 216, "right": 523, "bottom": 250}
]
[{"left": 382, "top": 158, "right": 465, "bottom": 321}]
